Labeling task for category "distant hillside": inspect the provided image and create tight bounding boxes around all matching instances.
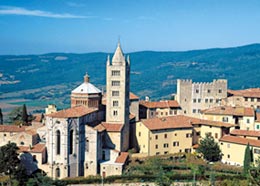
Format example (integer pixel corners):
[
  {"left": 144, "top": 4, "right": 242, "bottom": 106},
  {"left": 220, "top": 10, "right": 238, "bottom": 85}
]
[{"left": 1, "top": 43, "right": 260, "bottom": 111}]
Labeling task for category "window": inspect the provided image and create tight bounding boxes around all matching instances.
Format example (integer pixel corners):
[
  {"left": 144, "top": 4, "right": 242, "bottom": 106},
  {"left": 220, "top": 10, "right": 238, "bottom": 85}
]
[
  {"left": 164, "top": 151, "right": 168, "bottom": 154},
  {"left": 186, "top": 133, "right": 192, "bottom": 138},
  {"left": 245, "top": 98, "right": 248, "bottom": 101},
  {"left": 227, "top": 144, "right": 230, "bottom": 148},
  {"left": 185, "top": 148, "right": 191, "bottom": 153},
  {"left": 196, "top": 89, "right": 199, "bottom": 93},
  {"left": 155, "top": 135, "right": 158, "bottom": 140},
  {"left": 56, "top": 168, "right": 60, "bottom": 178},
  {"left": 112, "top": 91, "right": 119, "bottom": 96},
  {"left": 155, "top": 144, "right": 158, "bottom": 149},
  {"left": 163, "top": 143, "right": 169, "bottom": 148},
  {"left": 113, "top": 100, "right": 119, "bottom": 107},
  {"left": 56, "top": 130, "right": 61, "bottom": 155},
  {"left": 69, "top": 130, "right": 74, "bottom": 154},
  {"left": 227, "top": 154, "right": 230, "bottom": 158},
  {"left": 254, "top": 149, "right": 260, "bottom": 154},
  {"left": 215, "top": 133, "right": 218, "bottom": 139},
  {"left": 192, "top": 109, "right": 196, "bottom": 113},
  {"left": 205, "top": 99, "right": 208, "bottom": 103},
  {"left": 257, "top": 125, "right": 260, "bottom": 130},
  {"left": 174, "top": 110, "right": 177, "bottom": 115},
  {"left": 85, "top": 138, "right": 89, "bottom": 152},
  {"left": 222, "top": 117, "right": 229, "bottom": 122},
  {"left": 219, "top": 89, "right": 222, "bottom": 93},
  {"left": 196, "top": 132, "right": 200, "bottom": 136},
  {"left": 258, "top": 98, "right": 260, "bottom": 102},
  {"left": 169, "top": 110, "right": 173, "bottom": 115},
  {"left": 198, "top": 99, "right": 201, "bottom": 103},
  {"left": 198, "top": 109, "right": 201, "bottom": 113},
  {"left": 139, "top": 132, "right": 141, "bottom": 137},
  {"left": 207, "top": 89, "right": 211, "bottom": 93},
  {"left": 193, "top": 99, "right": 196, "bottom": 103},
  {"left": 112, "top": 70, "right": 120, "bottom": 76},
  {"left": 156, "top": 152, "right": 160, "bottom": 155},
  {"left": 113, "top": 110, "right": 118, "bottom": 116},
  {"left": 20, "top": 141, "right": 24, "bottom": 145},
  {"left": 173, "top": 141, "right": 179, "bottom": 146},
  {"left": 210, "top": 99, "right": 213, "bottom": 103},
  {"left": 247, "top": 119, "right": 250, "bottom": 124},
  {"left": 112, "top": 81, "right": 120, "bottom": 86},
  {"left": 164, "top": 134, "right": 167, "bottom": 139}
]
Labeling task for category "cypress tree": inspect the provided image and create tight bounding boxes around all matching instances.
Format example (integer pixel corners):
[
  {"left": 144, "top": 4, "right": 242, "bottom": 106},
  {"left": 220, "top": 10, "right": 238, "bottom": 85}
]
[
  {"left": 243, "top": 143, "right": 252, "bottom": 175},
  {"left": 22, "top": 104, "right": 28, "bottom": 124},
  {"left": 0, "top": 108, "right": 3, "bottom": 124}
]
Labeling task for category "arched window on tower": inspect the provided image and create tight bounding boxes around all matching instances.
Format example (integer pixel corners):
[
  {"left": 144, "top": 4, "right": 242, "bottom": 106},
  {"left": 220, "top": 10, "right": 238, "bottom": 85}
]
[
  {"left": 69, "top": 130, "right": 74, "bottom": 154},
  {"left": 56, "top": 167, "right": 60, "bottom": 178},
  {"left": 56, "top": 130, "right": 61, "bottom": 155}
]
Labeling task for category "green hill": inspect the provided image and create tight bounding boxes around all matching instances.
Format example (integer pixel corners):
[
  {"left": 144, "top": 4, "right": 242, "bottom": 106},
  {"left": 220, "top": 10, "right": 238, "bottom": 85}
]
[{"left": 1, "top": 43, "right": 260, "bottom": 113}]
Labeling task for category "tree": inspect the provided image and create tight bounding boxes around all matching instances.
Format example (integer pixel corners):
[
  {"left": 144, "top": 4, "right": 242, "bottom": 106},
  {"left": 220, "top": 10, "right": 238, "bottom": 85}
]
[
  {"left": 0, "top": 142, "right": 27, "bottom": 185},
  {"left": 0, "top": 108, "right": 3, "bottom": 124},
  {"left": 197, "top": 133, "right": 222, "bottom": 162},
  {"left": 22, "top": 104, "right": 28, "bottom": 124},
  {"left": 243, "top": 143, "right": 252, "bottom": 175}
]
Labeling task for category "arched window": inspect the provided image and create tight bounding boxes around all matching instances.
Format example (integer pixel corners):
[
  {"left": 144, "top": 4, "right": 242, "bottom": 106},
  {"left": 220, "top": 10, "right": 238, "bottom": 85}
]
[
  {"left": 56, "top": 130, "right": 61, "bottom": 155},
  {"left": 69, "top": 130, "right": 73, "bottom": 154},
  {"left": 56, "top": 167, "right": 60, "bottom": 178}
]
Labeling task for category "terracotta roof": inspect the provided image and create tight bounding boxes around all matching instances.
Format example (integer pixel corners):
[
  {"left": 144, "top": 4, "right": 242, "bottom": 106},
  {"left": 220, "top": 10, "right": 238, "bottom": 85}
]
[
  {"left": 140, "top": 100, "right": 180, "bottom": 109},
  {"left": 115, "top": 152, "right": 129, "bottom": 163},
  {"left": 141, "top": 115, "right": 193, "bottom": 131},
  {"left": 230, "top": 129, "right": 260, "bottom": 137},
  {"left": 101, "top": 122, "right": 123, "bottom": 132},
  {"left": 192, "top": 144, "right": 199, "bottom": 149},
  {"left": 0, "top": 125, "right": 28, "bottom": 132},
  {"left": 129, "top": 113, "right": 135, "bottom": 120},
  {"left": 47, "top": 105, "right": 97, "bottom": 118},
  {"left": 33, "top": 114, "right": 43, "bottom": 122},
  {"left": 94, "top": 124, "right": 106, "bottom": 132},
  {"left": 220, "top": 135, "right": 260, "bottom": 147},
  {"left": 191, "top": 119, "right": 235, "bottom": 128},
  {"left": 18, "top": 143, "right": 46, "bottom": 153},
  {"left": 130, "top": 92, "right": 139, "bottom": 100},
  {"left": 228, "top": 88, "right": 260, "bottom": 98},
  {"left": 24, "top": 129, "right": 38, "bottom": 136},
  {"left": 141, "top": 115, "right": 234, "bottom": 131},
  {"left": 201, "top": 106, "right": 254, "bottom": 117}
]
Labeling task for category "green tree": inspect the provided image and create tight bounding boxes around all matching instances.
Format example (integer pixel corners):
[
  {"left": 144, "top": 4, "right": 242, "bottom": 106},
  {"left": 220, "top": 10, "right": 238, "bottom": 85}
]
[
  {"left": 243, "top": 143, "right": 252, "bottom": 175},
  {"left": 197, "top": 133, "right": 222, "bottom": 162},
  {"left": 0, "top": 142, "right": 27, "bottom": 186},
  {"left": 22, "top": 104, "right": 28, "bottom": 124},
  {"left": 0, "top": 108, "right": 3, "bottom": 124}
]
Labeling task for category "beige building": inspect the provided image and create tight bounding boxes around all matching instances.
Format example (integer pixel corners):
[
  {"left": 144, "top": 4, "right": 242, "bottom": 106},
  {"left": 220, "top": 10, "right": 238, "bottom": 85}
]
[
  {"left": 201, "top": 106, "right": 255, "bottom": 130},
  {"left": 220, "top": 135, "right": 260, "bottom": 166},
  {"left": 224, "top": 88, "right": 260, "bottom": 109},
  {"left": 136, "top": 115, "right": 194, "bottom": 156},
  {"left": 139, "top": 100, "right": 181, "bottom": 119},
  {"left": 175, "top": 79, "right": 227, "bottom": 116}
]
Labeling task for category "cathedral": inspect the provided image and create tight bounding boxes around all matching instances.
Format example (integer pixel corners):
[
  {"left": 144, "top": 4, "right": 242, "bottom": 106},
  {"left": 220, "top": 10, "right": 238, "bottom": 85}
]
[{"left": 45, "top": 42, "right": 134, "bottom": 178}]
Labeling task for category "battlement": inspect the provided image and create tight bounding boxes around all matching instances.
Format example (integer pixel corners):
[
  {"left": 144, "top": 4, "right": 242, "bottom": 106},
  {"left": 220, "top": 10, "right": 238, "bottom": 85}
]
[{"left": 178, "top": 79, "right": 227, "bottom": 86}]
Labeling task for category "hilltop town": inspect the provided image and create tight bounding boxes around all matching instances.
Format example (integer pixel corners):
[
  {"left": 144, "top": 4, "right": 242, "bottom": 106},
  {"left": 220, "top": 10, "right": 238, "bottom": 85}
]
[{"left": 1, "top": 43, "right": 260, "bottom": 183}]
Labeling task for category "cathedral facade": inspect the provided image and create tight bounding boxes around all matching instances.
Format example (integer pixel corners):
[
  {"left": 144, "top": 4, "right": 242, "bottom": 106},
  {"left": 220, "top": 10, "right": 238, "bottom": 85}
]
[{"left": 45, "top": 42, "right": 131, "bottom": 179}]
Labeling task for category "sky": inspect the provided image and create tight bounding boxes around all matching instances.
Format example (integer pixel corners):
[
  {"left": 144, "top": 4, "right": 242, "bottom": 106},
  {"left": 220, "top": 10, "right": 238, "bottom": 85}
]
[{"left": 1, "top": 0, "right": 260, "bottom": 55}]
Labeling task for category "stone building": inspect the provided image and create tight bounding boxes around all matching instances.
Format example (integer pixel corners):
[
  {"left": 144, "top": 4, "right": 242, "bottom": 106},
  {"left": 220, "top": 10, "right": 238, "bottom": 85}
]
[
  {"left": 201, "top": 106, "right": 255, "bottom": 130},
  {"left": 175, "top": 79, "right": 227, "bottom": 116},
  {"left": 139, "top": 100, "right": 181, "bottom": 119},
  {"left": 223, "top": 88, "right": 260, "bottom": 110}
]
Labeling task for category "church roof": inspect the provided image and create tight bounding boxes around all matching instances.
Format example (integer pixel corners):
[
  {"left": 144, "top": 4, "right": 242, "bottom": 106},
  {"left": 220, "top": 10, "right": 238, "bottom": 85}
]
[
  {"left": 46, "top": 105, "right": 98, "bottom": 118},
  {"left": 100, "top": 122, "right": 123, "bottom": 132},
  {"left": 112, "top": 43, "right": 125, "bottom": 63},
  {"left": 72, "top": 82, "right": 101, "bottom": 94}
]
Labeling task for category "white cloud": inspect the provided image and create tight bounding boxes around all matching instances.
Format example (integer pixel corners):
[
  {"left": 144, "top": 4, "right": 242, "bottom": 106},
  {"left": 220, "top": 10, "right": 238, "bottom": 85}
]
[{"left": 0, "top": 6, "right": 91, "bottom": 19}]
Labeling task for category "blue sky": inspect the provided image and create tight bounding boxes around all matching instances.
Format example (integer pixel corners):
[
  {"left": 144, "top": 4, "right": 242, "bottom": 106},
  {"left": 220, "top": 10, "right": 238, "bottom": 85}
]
[{"left": 1, "top": 0, "right": 260, "bottom": 54}]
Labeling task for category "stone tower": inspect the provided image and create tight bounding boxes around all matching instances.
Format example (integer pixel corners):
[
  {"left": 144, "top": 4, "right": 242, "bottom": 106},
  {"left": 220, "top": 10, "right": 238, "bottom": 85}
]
[{"left": 106, "top": 42, "right": 130, "bottom": 151}]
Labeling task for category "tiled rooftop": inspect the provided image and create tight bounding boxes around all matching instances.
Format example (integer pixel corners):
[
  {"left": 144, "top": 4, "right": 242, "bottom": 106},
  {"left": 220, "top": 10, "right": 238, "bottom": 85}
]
[
  {"left": 220, "top": 135, "right": 260, "bottom": 147},
  {"left": 228, "top": 88, "right": 260, "bottom": 98},
  {"left": 201, "top": 106, "right": 254, "bottom": 117},
  {"left": 230, "top": 129, "right": 260, "bottom": 137},
  {"left": 140, "top": 100, "right": 180, "bottom": 109},
  {"left": 47, "top": 105, "right": 97, "bottom": 118}
]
